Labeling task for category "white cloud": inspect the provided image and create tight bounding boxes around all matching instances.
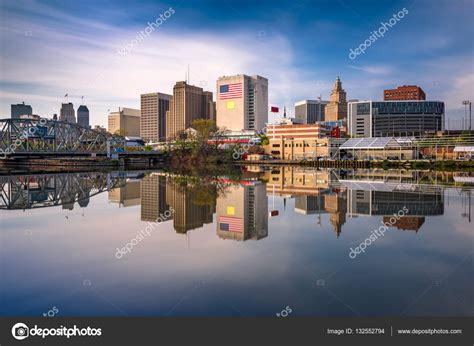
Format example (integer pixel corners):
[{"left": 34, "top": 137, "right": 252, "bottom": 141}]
[
  {"left": 0, "top": 7, "right": 319, "bottom": 126},
  {"left": 348, "top": 65, "right": 393, "bottom": 75}
]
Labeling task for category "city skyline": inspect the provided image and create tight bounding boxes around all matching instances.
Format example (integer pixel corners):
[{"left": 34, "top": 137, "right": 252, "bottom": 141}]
[{"left": 0, "top": 0, "right": 472, "bottom": 128}]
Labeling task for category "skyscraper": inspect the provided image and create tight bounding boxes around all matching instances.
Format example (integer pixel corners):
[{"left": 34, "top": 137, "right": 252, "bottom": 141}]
[
  {"left": 77, "top": 105, "right": 90, "bottom": 128},
  {"left": 325, "top": 77, "right": 347, "bottom": 122},
  {"left": 216, "top": 74, "right": 268, "bottom": 131},
  {"left": 11, "top": 102, "right": 32, "bottom": 119},
  {"left": 140, "top": 92, "right": 172, "bottom": 143},
  {"left": 60, "top": 103, "right": 76, "bottom": 123},
  {"left": 294, "top": 99, "right": 329, "bottom": 124},
  {"left": 165, "top": 82, "right": 215, "bottom": 140}
]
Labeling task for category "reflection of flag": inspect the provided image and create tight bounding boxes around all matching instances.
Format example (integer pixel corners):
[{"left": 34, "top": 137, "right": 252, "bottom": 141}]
[
  {"left": 219, "top": 216, "right": 243, "bottom": 232},
  {"left": 270, "top": 106, "right": 279, "bottom": 113},
  {"left": 219, "top": 83, "right": 242, "bottom": 100}
]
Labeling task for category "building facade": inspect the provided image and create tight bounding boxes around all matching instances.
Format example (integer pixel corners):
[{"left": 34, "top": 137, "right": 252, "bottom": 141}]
[
  {"left": 77, "top": 105, "right": 90, "bottom": 128},
  {"left": 267, "top": 137, "right": 346, "bottom": 160},
  {"left": 11, "top": 102, "right": 32, "bottom": 119},
  {"left": 108, "top": 107, "right": 141, "bottom": 136},
  {"left": 384, "top": 85, "right": 426, "bottom": 101},
  {"left": 216, "top": 74, "right": 268, "bottom": 131},
  {"left": 348, "top": 100, "right": 445, "bottom": 137},
  {"left": 267, "top": 123, "right": 334, "bottom": 140},
  {"left": 140, "top": 92, "right": 172, "bottom": 143},
  {"left": 60, "top": 103, "right": 76, "bottom": 123},
  {"left": 166, "top": 82, "right": 215, "bottom": 140},
  {"left": 324, "top": 77, "right": 347, "bottom": 122},
  {"left": 294, "top": 99, "right": 328, "bottom": 124}
]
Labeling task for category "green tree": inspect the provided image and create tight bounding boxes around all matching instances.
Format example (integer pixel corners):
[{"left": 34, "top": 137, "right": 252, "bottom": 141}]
[
  {"left": 191, "top": 119, "right": 218, "bottom": 144},
  {"left": 113, "top": 129, "right": 127, "bottom": 137}
]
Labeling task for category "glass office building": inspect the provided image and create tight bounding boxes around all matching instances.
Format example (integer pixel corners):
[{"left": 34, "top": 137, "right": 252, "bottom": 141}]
[{"left": 348, "top": 101, "right": 444, "bottom": 137}]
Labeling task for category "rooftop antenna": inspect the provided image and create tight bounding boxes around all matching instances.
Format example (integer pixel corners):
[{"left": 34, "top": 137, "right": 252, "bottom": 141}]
[
  {"left": 81, "top": 96, "right": 84, "bottom": 105},
  {"left": 64, "top": 93, "right": 69, "bottom": 103},
  {"left": 283, "top": 106, "right": 287, "bottom": 118}
]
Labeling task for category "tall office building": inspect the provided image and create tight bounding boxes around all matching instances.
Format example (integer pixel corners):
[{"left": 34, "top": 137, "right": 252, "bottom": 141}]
[
  {"left": 325, "top": 77, "right": 347, "bottom": 122},
  {"left": 77, "top": 105, "right": 90, "bottom": 128},
  {"left": 216, "top": 183, "right": 268, "bottom": 241},
  {"left": 294, "top": 99, "right": 328, "bottom": 124},
  {"left": 216, "top": 74, "right": 268, "bottom": 131},
  {"left": 165, "top": 82, "right": 215, "bottom": 140},
  {"left": 108, "top": 107, "right": 141, "bottom": 136},
  {"left": 60, "top": 103, "right": 76, "bottom": 123},
  {"left": 11, "top": 102, "right": 32, "bottom": 119},
  {"left": 347, "top": 100, "right": 444, "bottom": 137},
  {"left": 384, "top": 85, "right": 426, "bottom": 101},
  {"left": 140, "top": 92, "right": 172, "bottom": 143}
]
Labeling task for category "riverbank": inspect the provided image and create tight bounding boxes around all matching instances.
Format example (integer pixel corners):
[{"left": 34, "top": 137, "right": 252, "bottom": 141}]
[{"left": 239, "top": 159, "right": 474, "bottom": 171}]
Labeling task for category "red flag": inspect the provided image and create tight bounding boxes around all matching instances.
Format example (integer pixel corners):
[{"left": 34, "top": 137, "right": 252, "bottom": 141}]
[
  {"left": 270, "top": 106, "right": 279, "bottom": 113},
  {"left": 330, "top": 126, "right": 341, "bottom": 138}
]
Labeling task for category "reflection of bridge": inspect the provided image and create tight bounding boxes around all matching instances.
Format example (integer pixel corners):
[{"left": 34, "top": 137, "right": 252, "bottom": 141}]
[
  {"left": 0, "top": 118, "right": 124, "bottom": 156},
  {"left": 0, "top": 172, "right": 126, "bottom": 210}
]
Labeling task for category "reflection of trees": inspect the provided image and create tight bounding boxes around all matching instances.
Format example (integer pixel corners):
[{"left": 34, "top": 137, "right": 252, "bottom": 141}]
[{"left": 169, "top": 175, "right": 233, "bottom": 207}]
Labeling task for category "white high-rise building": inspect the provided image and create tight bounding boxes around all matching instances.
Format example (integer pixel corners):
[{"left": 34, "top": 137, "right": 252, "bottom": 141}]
[{"left": 216, "top": 74, "right": 268, "bottom": 131}]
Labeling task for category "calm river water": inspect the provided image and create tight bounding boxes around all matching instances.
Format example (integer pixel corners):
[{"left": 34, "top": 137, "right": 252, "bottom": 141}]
[{"left": 1, "top": 167, "right": 472, "bottom": 317}]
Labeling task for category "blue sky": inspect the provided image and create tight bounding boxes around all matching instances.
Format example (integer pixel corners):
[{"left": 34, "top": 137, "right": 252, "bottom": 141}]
[{"left": 0, "top": 0, "right": 473, "bottom": 127}]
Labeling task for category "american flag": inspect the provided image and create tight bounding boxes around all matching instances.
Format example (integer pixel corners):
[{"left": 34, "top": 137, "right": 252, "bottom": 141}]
[
  {"left": 219, "top": 83, "right": 243, "bottom": 100},
  {"left": 219, "top": 216, "right": 243, "bottom": 232}
]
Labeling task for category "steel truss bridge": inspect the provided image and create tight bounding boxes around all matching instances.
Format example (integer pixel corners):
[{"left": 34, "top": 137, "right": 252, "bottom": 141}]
[
  {"left": 0, "top": 118, "right": 124, "bottom": 156},
  {"left": 0, "top": 172, "right": 126, "bottom": 210}
]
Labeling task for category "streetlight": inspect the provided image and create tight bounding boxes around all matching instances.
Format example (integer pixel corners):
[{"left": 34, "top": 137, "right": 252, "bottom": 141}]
[{"left": 462, "top": 100, "right": 471, "bottom": 132}]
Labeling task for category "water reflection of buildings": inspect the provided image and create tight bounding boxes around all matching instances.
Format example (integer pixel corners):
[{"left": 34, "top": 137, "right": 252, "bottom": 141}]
[
  {"left": 266, "top": 167, "right": 346, "bottom": 236},
  {"left": 108, "top": 180, "right": 141, "bottom": 207},
  {"left": 140, "top": 173, "right": 216, "bottom": 234},
  {"left": 166, "top": 182, "right": 215, "bottom": 234},
  {"left": 345, "top": 185, "right": 444, "bottom": 217},
  {"left": 216, "top": 183, "right": 268, "bottom": 241},
  {"left": 342, "top": 179, "right": 444, "bottom": 233},
  {"left": 140, "top": 174, "right": 169, "bottom": 222},
  {"left": 265, "top": 166, "right": 332, "bottom": 196},
  {"left": 383, "top": 216, "right": 425, "bottom": 232}
]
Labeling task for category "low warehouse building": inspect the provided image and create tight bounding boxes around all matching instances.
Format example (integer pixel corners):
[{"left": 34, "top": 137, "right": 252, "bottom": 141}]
[
  {"left": 339, "top": 137, "right": 417, "bottom": 160},
  {"left": 267, "top": 137, "right": 347, "bottom": 160}
]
